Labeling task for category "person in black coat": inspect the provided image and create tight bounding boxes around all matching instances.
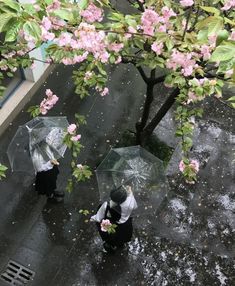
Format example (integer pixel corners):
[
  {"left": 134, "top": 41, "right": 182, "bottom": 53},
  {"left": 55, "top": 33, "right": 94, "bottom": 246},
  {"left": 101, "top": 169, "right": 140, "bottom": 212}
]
[
  {"left": 35, "top": 159, "right": 59, "bottom": 195},
  {"left": 91, "top": 185, "right": 137, "bottom": 253}
]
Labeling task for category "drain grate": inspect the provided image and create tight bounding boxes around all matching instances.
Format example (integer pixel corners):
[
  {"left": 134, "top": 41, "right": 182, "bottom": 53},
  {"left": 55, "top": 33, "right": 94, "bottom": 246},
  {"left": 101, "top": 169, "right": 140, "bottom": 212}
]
[{"left": 0, "top": 260, "right": 35, "bottom": 285}]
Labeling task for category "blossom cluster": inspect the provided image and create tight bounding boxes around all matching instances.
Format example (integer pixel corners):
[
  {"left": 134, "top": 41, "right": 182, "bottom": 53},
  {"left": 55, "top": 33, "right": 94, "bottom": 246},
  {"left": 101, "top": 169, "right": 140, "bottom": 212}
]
[
  {"left": 166, "top": 50, "right": 197, "bottom": 77},
  {"left": 179, "top": 159, "right": 200, "bottom": 184},
  {"left": 141, "top": 7, "right": 176, "bottom": 36},
  {"left": 180, "top": 0, "right": 194, "bottom": 7},
  {"left": 100, "top": 219, "right": 112, "bottom": 232},
  {"left": 80, "top": 3, "right": 103, "bottom": 23},
  {"left": 186, "top": 78, "right": 217, "bottom": 104},
  {"left": 67, "top": 124, "right": 81, "bottom": 142},
  {"left": 39, "top": 89, "right": 58, "bottom": 115}
]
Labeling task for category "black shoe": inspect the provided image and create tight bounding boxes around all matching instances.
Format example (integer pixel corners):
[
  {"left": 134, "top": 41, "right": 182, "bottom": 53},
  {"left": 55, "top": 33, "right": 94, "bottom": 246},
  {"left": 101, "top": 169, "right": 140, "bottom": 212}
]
[
  {"left": 47, "top": 196, "right": 63, "bottom": 203},
  {"left": 54, "top": 191, "right": 65, "bottom": 198}
]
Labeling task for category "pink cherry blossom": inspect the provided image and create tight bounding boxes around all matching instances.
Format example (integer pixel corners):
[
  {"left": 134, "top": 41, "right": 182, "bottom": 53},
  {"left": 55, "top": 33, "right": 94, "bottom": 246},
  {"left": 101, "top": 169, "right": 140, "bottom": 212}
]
[
  {"left": 229, "top": 30, "right": 235, "bottom": 41},
  {"left": 221, "top": 0, "right": 235, "bottom": 10},
  {"left": 200, "top": 45, "right": 211, "bottom": 61},
  {"left": 180, "top": 0, "right": 194, "bottom": 7},
  {"left": 141, "top": 9, "right": 160, "bottom": 36},
  {"left": 0, "top": 65, "right": 8, "bottom": 71},
  {"left": 67, "top": 124, "right": 77, "bottom": 134},
  {"left": 142, "top": 9, "right": 160, "bottom": 25},
  {"left": 39, "top": 89, "right": 58, "bottom": 115},
  {"left": 179, "top": 160, "right": 186, "bottom": 172},
  {"left": 45, "top": 89, "right": 53, "bottom": 97},
  {"left": 161, "top": 6, "right": 176, "bottom": 21},
  {"left": 151, "top": 42, "right": 164, "bottom": 55},
  {"left": 39, "top": 100, "right": 48, "bottom": 115},
  {"left": 71, "top": 134, "right": 81, "bottom": 142},
  {"left": 108, "top": 43, "right": 124, "bottom": 53},
  {"left": 189, "top": 160, "right": 199, "bottom": 173},
  {"left": 100, "top": 219, "right": 112, "bottom": 232},
  {"left": 41, "top": 16, "right": 52, "bottom": 31},
  {"left": 34, "top": 4, "right": 41, "bottom": 11},
  {"left": 50, "top": 17, "right": 66, "bottom": 30},
  {"left": 128, "top": 26, "right": 137, "bottom": 34},
  {"left": 73, "top": 52, "right": 88, "bottom": 63},
  {"left": 179, "top": 159, "right": 199, "bottom": 173},
  {"left": 46, "top": 0, "right": 60, "bottom": 12},
  {"left": 96, "top": 51, "right": 109, "bottom": 63},
  {"left": 166, "top": 50, "right": 196, "bottom": 76},
  {"left": 225, "top": 69, "right": 233, "bottom": 77},
  {"left": 80, "top": 3, "right": 103, "bottom": 23},
  {"left": 61, "top": 58, "right": 74, "bottom": 65},
  {"left": 100, "top": 87, "right": 109, "bottom": 96},
  {"left": 57, "top": 33, "right": 72, "bottom": 47},
  {"left": 187, "top": 91, "right": 197, "bottom": 104},
  {"left": 208, "top": 34, "right": 217, "bottom": 47},
  {"left": 84, "top": 71, "right": 93, "bottom": 81},
  {"left": 46, "top": 94, "right": 59, "bottom": 106},
  {"left": 41, "top": 27, "right": 55, "bottom": 42},
  {"left": 74, "top": 24, "right": 108, "bottom": 62},
  {"left": 115, "top": 56, "right": 122, "bottom": 64}
]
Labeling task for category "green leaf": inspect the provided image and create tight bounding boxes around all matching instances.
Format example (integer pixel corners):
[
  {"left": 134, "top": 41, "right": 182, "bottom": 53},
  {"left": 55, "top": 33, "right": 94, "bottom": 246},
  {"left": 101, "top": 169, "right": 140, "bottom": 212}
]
[
  {"left": 196, "top": 16, "right": 223, "bottom": 36},
  {"left": 95, "top": 0, "right": 110, "bottom": 6},
  {"left": 216, "top": 30, "right": 229, "bottom": 46},
  {"left": 210, "top": 42, "right": 235, "bottom": 62},
  {"left": 0, "top": 0, "right": 20, "bottom": 12},
  {"left": 109, "top": 55, "right": 115, "bottom": 64},
  {"left": 0, "top": 163, "right": 8, "bottom": 180},
  {"left": 227, "top": 96, "right": 235, "bottom": 102},
  {"left": 200, "top": 6, "right": 220, "bottom": 16},
  {"left": 53, "top": 9, "right": 76, "bottom": 23},
  {"left": 0, "top": 164, "right": 8, "bottom": 171},
  {"left": 78, "top": 0, "right": 89, "bottom": 9},
  {"left": 5, "top": 20, "right": 22, "bottom": 42},
  {"left": 0, "top": 13, "right": 14, "bottom": 32},
  {"left": 66, "top": 178, "right": 73, "bottom": 193},
  {"left": 195, "top": 86, "right": 203, "bottom": 96},
  {"left": 229, "top": 102, "right": 235, "bottom": 108},
  {"left": 197, "top": 29, "right": 208, "bottom": 43},
  {"left": 108, "top": 12, "right": 124, "bottom": 22},
  {"left": 23, "top": 21, "right": 41, "bottom": 41}
]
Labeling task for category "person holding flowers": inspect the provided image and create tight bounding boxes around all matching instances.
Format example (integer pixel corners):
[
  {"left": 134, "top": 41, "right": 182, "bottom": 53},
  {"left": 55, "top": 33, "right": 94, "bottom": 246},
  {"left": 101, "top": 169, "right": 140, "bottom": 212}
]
[{"left": 90, "top": 185, "right": 137, "bottom": 253}]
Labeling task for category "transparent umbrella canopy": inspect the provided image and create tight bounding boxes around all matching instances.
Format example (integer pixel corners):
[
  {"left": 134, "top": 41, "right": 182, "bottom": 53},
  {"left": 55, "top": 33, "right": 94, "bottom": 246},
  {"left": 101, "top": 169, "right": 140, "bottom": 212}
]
[
  {"left": 7, "top": 116, "right": 69, "bottom": 173},
  {"left": 95, "top": 146, "right": 169, "bottom": 213}
]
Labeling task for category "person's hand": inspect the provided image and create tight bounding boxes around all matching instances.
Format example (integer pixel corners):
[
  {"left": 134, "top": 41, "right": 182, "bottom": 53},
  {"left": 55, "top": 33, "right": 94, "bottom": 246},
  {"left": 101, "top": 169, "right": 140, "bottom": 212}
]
[
  {"left": 126, "top": 185, "right": 132, "bottom": 194},
  {"left": 51, "top": 159, "right": 59, "bottom": 165}
]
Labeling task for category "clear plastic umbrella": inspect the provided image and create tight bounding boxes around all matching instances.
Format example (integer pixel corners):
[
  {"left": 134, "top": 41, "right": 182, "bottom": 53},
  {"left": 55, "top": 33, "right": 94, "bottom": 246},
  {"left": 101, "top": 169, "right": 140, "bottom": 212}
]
[
  {"left": 7, "top": 116, "right": 69, "bottom": 173},
  {"left": 95, "top": 146, "right": 169, "bottom": 213}
]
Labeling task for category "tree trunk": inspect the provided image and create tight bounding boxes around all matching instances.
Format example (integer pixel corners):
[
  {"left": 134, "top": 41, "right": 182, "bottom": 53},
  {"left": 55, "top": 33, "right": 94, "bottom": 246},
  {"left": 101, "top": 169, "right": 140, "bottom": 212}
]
[
  {"left": 136, "top": 81, "right": 155, "bottom": 144},
  {"left": 140, "top": 88, "right": 179, "bottom": 142}
]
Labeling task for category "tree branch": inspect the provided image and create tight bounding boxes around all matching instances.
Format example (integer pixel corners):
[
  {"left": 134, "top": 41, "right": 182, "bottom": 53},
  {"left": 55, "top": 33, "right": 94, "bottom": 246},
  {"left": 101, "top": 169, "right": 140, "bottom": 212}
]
[
  {"left": 188, "top": 6, "right": 200, "bottom": 32},
  {"left": 143, "top": 88, "right": 179, "bottom": 136},
  {"left": 137, "top": 66, "right": 149, "bottom": 83},
  {"left": 152, "top": 75, "right": 166, "bottom": 85},
  {"left": 182, "top": 7, "right": 192, "bottom": 41}
]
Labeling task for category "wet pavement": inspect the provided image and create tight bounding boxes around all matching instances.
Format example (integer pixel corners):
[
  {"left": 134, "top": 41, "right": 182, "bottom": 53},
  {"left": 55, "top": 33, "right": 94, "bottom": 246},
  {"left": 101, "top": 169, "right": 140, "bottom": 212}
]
[{"left": 0, "top": 63, "right": 234, "bottom": 286}]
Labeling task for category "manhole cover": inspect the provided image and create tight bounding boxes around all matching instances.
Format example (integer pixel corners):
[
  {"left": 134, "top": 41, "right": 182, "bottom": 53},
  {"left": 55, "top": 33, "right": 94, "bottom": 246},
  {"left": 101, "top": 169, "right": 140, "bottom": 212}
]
[{"left": 0, "top": 260, "right": 35, "bottom": 285}]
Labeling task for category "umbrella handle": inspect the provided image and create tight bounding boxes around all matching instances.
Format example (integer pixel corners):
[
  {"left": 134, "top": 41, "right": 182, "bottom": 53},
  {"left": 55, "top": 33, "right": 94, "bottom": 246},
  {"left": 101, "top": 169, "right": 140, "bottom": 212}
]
[{"left": 26, "top": 125, "right": 32, "bottom": 132}]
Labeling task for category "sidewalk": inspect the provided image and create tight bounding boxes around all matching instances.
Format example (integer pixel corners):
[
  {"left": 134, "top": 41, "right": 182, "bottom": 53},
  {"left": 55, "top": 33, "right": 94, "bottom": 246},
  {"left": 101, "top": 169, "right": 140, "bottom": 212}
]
[{"left": 0, "top": 63, "right": 234, "bottom": 286}]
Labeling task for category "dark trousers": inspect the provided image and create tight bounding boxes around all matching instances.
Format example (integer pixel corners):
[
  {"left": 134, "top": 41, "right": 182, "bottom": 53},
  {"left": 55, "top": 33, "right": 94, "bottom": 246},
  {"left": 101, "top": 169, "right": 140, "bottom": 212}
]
[{"left": 35, "top": 166, "right": 59, "bottom": 197}]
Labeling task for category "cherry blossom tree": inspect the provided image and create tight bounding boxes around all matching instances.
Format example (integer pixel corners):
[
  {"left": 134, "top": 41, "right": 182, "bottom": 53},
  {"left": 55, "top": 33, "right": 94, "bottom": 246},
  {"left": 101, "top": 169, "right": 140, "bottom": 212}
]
[{"left": 0, "top": 0, "right": 234, "bottom": 184}]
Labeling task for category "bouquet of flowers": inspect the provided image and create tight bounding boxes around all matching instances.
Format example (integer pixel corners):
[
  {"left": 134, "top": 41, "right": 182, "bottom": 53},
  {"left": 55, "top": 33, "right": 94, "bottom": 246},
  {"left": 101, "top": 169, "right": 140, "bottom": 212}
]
[{"left": 100, "top": 219, "right": 117, "bottom": 234}]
